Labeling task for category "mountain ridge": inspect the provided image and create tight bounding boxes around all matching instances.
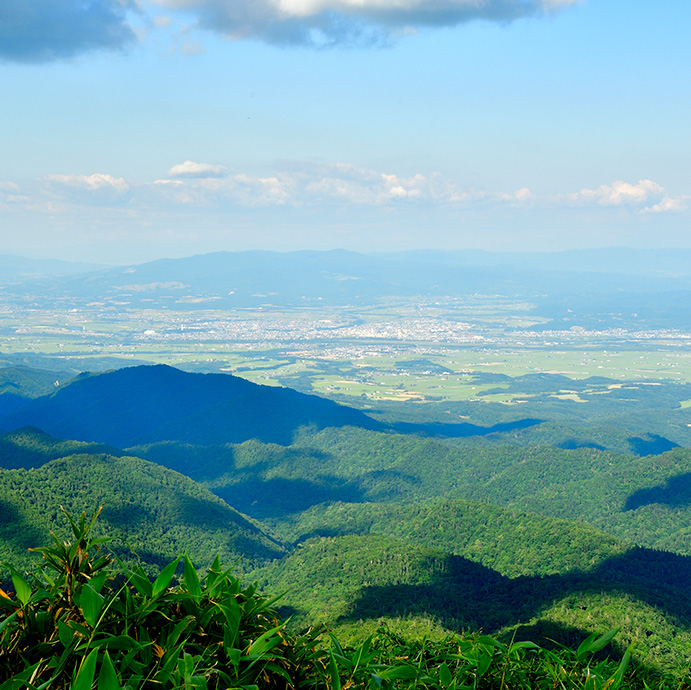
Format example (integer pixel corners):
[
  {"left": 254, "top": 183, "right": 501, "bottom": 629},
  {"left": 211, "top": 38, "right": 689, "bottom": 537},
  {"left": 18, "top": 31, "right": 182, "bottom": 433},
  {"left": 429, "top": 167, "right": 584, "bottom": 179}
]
[{"left": 0, "top": 364, "right": 384, "bottom": 447}]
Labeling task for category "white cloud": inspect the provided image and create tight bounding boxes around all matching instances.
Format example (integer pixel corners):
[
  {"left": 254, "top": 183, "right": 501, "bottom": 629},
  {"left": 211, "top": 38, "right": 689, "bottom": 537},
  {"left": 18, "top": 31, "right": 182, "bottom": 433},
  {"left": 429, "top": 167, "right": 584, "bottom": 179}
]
[
  {"left": 151, "top": 0, "right": 577, "bottom": 47},
  {"left": 7, "top": 167, "right": 687, "bottom": 220},
  {"left": 167, "top": 160, "right": 228, "bottom": 178},
  {"left": 497, "top": 187, "right": 534, "bottom": 204},
  {"left": 568, "top": 179, "right": 664, "bottom": 207},
  {"left": 562, "top": 179, "right": 687, "bottom": 214},
  {"left": 46, "top": 173, "right": 130, "bottom": 193},
  {"left": 642, "top": 195, "right": 689, "bottom": 214},
  {"left": 43, "top": 173, "right": 131, "bottom": 206},
  {"left": 151, "top": 162, "right": 473, "bottom": 206}
]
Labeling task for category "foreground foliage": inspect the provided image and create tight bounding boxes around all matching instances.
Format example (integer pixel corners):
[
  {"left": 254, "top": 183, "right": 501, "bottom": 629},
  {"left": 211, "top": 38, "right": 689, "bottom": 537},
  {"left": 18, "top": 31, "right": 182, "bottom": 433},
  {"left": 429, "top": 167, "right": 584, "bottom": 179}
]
[{"left": 0, "top": 509, "right": 683, "bottom": 689}]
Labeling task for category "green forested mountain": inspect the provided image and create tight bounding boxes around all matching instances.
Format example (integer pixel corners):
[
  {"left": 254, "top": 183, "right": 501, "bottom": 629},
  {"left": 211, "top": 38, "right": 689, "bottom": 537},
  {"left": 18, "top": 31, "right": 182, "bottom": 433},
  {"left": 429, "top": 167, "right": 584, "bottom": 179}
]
[
  {"left": 5, "top": 366, "right": 691, "bottom": 681},
  {"left": 0, "top": 426, "right": 122, "bottom": 469},
  {"left": 0, "top": 365, "right": 66, "bottom": 399},
  {"left": 0, "top": 364, "right": 383, "bottom": 446},
  {"left": 251, "top": 532, "right": 691, "bottom": 672},
  {"left": 261, "top": 500, "right": 628, "bottom": 578},
  {"left": 0, "top": 452, "right": 283, "bottom": 573},
  {"left": 133, "top": 426, "right": 691, "bottom": 556},
  {"left": 3, "top": 424, "right": 691, "bottom": 678}
]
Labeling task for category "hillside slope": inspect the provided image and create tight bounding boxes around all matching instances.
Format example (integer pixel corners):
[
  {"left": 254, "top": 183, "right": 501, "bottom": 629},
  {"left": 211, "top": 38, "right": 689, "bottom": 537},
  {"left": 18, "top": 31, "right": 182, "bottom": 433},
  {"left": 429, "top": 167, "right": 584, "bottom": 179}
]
[
  {"left": 0, "top": 452, "right": 283, "bottom": 573},
  {"left": 0, "top": 364, "right": 383, "bottom": 446}
]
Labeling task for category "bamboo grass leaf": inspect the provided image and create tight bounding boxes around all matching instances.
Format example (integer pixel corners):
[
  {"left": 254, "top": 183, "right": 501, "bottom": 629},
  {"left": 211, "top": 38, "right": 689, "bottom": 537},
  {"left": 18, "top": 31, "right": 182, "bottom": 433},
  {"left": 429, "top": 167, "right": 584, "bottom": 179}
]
[
  {"left": 608, "top": 643, "right": 633, "bottom": 690},
  {"left": 183, "top": 554, "right": 202, "bottom": 597},
  {"left": 576, "top": 629, "right": 619, "bottom": 661},
  {"left": 0, "top": 610, "right": 18, "bottom": 635},
  {"left": 73, "top": 648, "right": 99, "bottom": 690},
  {"left": 97, "top": 651, "right": 121, "bottom": 690},
  {"left": 439, "top": 661, "right": 453, "bottom": 687},
  {"left": 152, "top": 556, "right": 181, "bottom": 598},
  {"left": 7, "top": 567, "right": 31, "bottom": 606},
  {"left": 328, "top": 649, "right": 341, "bottom": 690},
  {"left": 246, "top": 623, "right": 284, "bottom": 658},
  {"left": 79, "top": 583, "right": 105, "bottom": 628}
]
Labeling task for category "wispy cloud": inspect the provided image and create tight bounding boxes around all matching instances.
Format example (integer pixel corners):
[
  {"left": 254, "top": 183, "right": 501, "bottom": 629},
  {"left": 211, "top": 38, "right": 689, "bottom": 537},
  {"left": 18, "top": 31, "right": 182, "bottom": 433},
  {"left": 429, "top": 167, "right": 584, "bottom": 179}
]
[
  {"left": 151, "top": 0, "right": 577, "bottom": 47},
  {"left": 44, "top": 173, "right": 131, "bottom": 205},
  {"left": 155, "top": 161, "right": 474, "bottom": 205},
  {"left": 167, "top": 161, "right": 228, "bottom": 178},
  {"left": 0, "top": 0, "right": 137, "bottom": 63}
]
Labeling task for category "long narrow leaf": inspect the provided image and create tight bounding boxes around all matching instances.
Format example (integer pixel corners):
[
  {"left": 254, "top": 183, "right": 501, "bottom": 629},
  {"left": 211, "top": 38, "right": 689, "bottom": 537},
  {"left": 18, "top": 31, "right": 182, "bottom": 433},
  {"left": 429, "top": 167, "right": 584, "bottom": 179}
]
[
  {"left": 152, "top": 557, "right": 181, "bottom": 598},
  {"left": 328, "top": 649, "right": 342, "bottom": 690},
  {"left": 183, "top": 554, "right": 202, "bottom": 597},
  {"left": 73, "top": 648, "right": 99, "bottom": 690},
  {"left": 98, "top": 651, "right": 121, "bottom": 690}
]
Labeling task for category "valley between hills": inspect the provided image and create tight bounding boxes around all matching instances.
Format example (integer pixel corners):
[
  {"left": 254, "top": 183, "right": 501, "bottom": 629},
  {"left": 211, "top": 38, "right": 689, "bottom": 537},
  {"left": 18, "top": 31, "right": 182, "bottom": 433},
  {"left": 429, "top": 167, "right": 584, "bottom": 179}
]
[{"left": 4, "top": 250, "right": 691, "bottom": 686}]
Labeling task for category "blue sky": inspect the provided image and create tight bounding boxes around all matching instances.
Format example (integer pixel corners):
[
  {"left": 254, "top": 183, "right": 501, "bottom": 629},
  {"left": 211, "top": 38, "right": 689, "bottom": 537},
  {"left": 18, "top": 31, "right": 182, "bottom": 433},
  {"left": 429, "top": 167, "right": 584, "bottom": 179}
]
[{"left": 1, "top": 0, "right": 689, "bottom": 263}]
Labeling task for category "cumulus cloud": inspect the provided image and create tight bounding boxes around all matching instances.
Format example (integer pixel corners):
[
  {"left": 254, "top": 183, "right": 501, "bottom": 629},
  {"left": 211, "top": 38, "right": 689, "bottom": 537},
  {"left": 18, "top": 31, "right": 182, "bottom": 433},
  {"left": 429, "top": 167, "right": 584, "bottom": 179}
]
[
  {"left": 0, "top": 0, "right": 137, "bottom": 63},
  {"left": 44, "top": 173, "right": 131, "bottom": 205},
  {"left": 563, "top": 179, "right": 687, "bottom": 214},
  {"left": 569, "top": 179, "right": 664, "bottom": 207},
  {"left": 152, "top": 161, "right": 473, "bottom": 206},
  {"left": 11, "top": 166, "right": 688, "bottom": 219},
  {"left": 167, "top": 160, "right": 228, "bottom": 178},
  {"left": 642, "top": 195, "right": 689, "bottom": 214},
  {"left": 497, "top": 187, "right": 534, "bottom": 204},
  {"left": 151, "top": 0, "right": 577, "bottom": 47}
]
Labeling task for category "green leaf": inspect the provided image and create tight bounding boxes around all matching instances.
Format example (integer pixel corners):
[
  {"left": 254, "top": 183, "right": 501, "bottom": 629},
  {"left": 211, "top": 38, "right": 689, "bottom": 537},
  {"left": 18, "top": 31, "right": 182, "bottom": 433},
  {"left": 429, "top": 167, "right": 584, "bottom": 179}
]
[
  {"left": 0, "top": 610, "right": 18, "bottom": 635},
  {"left": 378, "top": 665, "right": 419, "bottom": 680},
  {"left": 92, "top": 634, "right": 141, "bottom": 652},
  {"left": 152, "top": 556, "right": 181, "bottom": 598},
  {"left": 126, "top": 567, "right": 152, "bottom": 598},
  {"left": 8, "top": 567, "right": 31, "bottom": 606},
  {"left": 246, "top": 624, "right": 283, "bottom": 658},
  {"left": 98, "top": 651, "right": 121, "bottom": 690},
  {"left": 58, "top": 620, "right": 75, "bottom": 648},
  {"left": 476, "top": 649, "right": 493, "bottom": 678},
  {"left": 328, "top": 649, "right": 341, "bottom": 690},
  {"left": 183, "top": 554, "right": 202, "bottom": 597},
  {"left": 165, "top": 615, "right": 196, "bottom": 649},
  {"left": 577, "top": 629, "right": 619, "bottom": 660},
  {"left": 139, "top": 626, "right": 152, "bottom": 665},
  {"left": 73, "top": 648, "right": 99, "bottom": 690},
  {"left": 90, "top": 571, "right": 109, "bottom": 594},
  {"left": 439, "top": 661, "right": 453, "bottom": 687},
  {"left": 609, "top": 643, "right": 633, "bottom": 690},
  {"left": 80, "top": 584, "right": 105, "bottom": 628}
]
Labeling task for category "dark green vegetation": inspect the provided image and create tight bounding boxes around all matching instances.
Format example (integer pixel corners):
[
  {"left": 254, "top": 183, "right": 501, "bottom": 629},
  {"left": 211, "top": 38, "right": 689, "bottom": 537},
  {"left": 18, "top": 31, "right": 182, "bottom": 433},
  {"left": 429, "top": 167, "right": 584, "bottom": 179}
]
[
  {"left": 0, "top": 436, "right": 282, "bottom": 574},
  {"left": 5, "top": 360, "right": 691, "bottom": 683},
  {"left": 0, "top": 510, "right": 665, "bottom": 689}
]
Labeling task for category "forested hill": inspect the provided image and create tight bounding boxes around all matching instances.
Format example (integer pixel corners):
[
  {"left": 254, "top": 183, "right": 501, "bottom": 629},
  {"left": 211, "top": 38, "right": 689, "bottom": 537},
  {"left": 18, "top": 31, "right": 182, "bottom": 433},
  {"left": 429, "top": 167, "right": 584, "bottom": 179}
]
[
  {"left": 0, "top": 364, "right": 383, "bottom": 447},
  {"left": 0, "top": 452, "right": 284, "bottom": 573}
]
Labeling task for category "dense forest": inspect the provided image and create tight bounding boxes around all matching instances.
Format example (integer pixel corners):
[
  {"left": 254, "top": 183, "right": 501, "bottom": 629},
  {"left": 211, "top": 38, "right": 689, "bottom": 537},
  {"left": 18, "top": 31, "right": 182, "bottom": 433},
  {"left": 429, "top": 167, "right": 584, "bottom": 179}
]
[{"left": 3, "top": 364, "right": 691, "bottom": 685}]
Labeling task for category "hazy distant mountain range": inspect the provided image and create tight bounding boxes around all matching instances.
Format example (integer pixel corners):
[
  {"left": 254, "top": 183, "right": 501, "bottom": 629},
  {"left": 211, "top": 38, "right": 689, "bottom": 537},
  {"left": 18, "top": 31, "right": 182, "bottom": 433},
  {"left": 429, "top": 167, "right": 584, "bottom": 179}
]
[
  {"left": 3, "top": 248, "right": 691, "bottom": 331},
  {"left": 3, "top": 249, "right": 691, "bottom": 327}
]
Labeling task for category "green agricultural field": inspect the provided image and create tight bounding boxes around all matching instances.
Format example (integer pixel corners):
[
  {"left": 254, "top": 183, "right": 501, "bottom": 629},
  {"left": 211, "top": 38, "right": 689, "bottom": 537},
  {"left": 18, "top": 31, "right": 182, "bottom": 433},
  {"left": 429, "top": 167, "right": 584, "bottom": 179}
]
[{"left": 3, "top": 296, "right": 691, "bottom": 407}]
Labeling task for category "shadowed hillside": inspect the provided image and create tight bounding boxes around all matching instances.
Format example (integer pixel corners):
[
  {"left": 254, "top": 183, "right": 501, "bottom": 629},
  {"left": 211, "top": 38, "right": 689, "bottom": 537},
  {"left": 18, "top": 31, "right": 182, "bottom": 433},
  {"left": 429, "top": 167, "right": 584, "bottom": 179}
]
[{"left": 0, "top": 364, "right": 383, "bottom": 447}]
